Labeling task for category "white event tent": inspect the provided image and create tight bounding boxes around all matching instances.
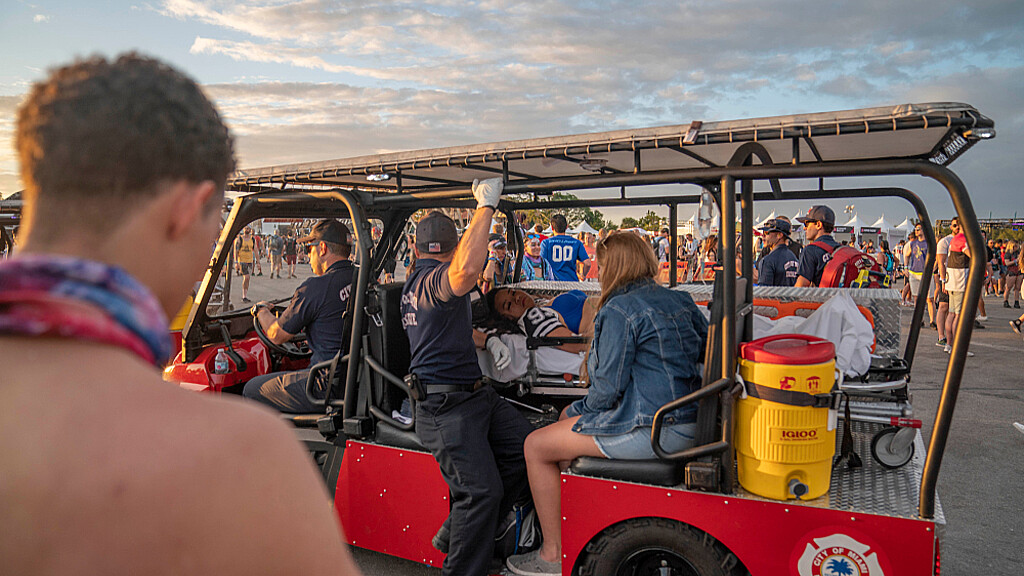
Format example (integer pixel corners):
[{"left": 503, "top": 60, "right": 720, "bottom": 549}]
[
  {"left": 872, "top": 215, "right": 905, "bottom": 247},
  {"left": 754, "top": 211, "right": 777, "bottom": 229},
  {"left": 895, "top": 218, "right": 914, "bottom": 240}
]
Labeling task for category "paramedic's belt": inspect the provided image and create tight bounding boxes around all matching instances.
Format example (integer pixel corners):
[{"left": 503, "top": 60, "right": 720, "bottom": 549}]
[{"left": 425, "top": 379, "right": 486, "bottom": 394}]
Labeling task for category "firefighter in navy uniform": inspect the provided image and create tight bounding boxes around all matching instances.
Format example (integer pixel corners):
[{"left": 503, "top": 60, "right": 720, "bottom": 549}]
[
  {"left": 757, "top": 218, "right": 799, "bottom": 287},
  {"left": 795, "top": 205, "right": 840, "bottom": 287},
  {"left": 401, "top": 180, "right": 533, "bottom": 576}
]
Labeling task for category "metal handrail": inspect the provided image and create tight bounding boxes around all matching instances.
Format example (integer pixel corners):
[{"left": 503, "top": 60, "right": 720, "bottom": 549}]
[{"left": 651, "top": 377, "right": 732, "bottom": 460}]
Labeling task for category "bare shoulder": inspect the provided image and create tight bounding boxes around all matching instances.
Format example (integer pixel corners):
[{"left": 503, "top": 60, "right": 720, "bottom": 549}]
[{"left": 0, "top": 339, "right": 361, "bottom": 576}]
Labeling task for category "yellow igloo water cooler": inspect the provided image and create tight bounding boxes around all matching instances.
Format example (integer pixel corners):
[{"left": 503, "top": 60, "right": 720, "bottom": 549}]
[{"left": 735, "top": 334, "right": 836, "bottom": 500}]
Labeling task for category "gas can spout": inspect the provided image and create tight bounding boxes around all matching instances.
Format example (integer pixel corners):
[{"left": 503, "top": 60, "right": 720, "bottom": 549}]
[{"left": 788, "top": 478, "right": 809, "bottom": 499}]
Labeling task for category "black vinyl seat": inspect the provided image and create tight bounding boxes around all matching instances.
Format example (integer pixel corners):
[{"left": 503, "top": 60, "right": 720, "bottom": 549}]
[
  {"left": 570, "top": 456, "right": 685, "bottom": 486},
  {"left": 366, "top": 282, "right": 426, "bottom": 451}
]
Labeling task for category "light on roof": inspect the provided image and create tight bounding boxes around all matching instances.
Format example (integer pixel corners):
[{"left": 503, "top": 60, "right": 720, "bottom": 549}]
[
  {"left": 366, "top": 173, "right": 391, "bottom": 182},
  {"left": 579, "top": 158, "right": 608, "bottom": 172},
  {"left": 964, "top": 127, "right": 996, "bottom": 140}
]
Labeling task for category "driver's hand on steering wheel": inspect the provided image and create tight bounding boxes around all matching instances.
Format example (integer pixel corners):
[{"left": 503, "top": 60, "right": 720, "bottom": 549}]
[{"left": 251, "top": 301, "right": 274, "bottom": 316}]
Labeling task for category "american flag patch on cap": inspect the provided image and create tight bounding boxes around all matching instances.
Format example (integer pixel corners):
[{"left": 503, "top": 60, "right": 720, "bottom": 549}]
[{"left": 428, "top": 242, "right": 441, "bottom": 253}]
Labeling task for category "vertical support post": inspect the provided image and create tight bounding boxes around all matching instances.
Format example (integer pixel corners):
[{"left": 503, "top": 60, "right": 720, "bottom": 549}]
[
  {"left": 719, "top": 175, "right": 737, "bottom": 494},
  {"left": 740, "top": 179, "right": 754, "bottom": 342},
  {"left": 224, "top": 248, "right": 234, "bottom": 312},
  {"left": 918, "top": 164, "right": 985, "bottom": 519},
  {"left": 669, "top": 203, "right": 678, "bottom": 287}
]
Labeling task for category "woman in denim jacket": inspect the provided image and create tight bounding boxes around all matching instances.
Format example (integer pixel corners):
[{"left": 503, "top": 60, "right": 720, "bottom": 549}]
[{"left": 506, "top": 232, "right": 708, "bottom": 576}]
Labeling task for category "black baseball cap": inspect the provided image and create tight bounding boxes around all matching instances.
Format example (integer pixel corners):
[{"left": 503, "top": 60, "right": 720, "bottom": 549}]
[
  {"left": 759, "top": 218, "right": 792, "bottom": 237},
  {"left": 415, "top": 211, "right": 459, "bottom": 254},
  {"left": 796, "top": 205, "right": 836, "bottom": 226},
  {"left": 298, "top": 219, "right": 351, "bottom": 246}
]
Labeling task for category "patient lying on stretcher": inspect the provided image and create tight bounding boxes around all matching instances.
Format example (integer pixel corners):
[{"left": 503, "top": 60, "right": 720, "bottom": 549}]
[{"left": 472, "top": 288, "right": 597, "bottom": 382}]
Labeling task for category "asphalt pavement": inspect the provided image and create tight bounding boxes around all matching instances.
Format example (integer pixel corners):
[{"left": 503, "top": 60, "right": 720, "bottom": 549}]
[{"left": 903, "top": 293, "right": 1024, "bottom": 574}]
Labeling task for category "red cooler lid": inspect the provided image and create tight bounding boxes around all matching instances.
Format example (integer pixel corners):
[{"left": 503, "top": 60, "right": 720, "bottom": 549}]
[{"left": 740, "top": 334, "right": 835, "bottom": 365}]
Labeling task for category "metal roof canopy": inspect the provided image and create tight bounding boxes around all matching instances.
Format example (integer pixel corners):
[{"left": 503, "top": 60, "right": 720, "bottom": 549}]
[{"left": 227, "top": 102, "right": 993, "bottom": 199}]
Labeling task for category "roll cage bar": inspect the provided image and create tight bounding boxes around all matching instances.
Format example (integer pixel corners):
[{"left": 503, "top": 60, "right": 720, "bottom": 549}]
[{"left": 186, "top": 103, "right": 991, "bottom": 521}]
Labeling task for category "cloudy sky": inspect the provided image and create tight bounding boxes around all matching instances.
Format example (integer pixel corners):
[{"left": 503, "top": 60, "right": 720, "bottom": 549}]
[{"left": 1, "top": 0, "right": 1021, "bottom": 223}]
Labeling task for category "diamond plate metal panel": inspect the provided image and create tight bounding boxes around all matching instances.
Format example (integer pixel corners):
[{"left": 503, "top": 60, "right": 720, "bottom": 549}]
[
  {"left": 678, "top": 285, "right": 903, "bottom": 358},
  {"left": 737, "top": 420, "right": 944, "bottom": 523}
]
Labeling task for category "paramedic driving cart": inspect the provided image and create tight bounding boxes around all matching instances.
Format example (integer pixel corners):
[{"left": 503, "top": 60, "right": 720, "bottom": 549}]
[
  {"left": 244, "top": 219, "right": 356, "bottom": 413},
  {"left": 400, "top": 180, "right": 534, "bottom": 576}
]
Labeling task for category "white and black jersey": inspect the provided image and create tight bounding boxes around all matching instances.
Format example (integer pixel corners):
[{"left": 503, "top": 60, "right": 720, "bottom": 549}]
[{"left": 518, "top": 306, "right": 564, "bottom": 338}]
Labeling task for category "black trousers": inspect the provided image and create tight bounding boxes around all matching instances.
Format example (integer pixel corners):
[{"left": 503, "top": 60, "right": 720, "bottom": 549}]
[{"left": 415, "top": 386, "right": 533, "bottom": 576}]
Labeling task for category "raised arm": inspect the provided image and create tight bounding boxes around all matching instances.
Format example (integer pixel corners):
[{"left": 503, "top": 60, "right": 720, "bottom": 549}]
[{"left": 448, "top": 179, "right": 503, "bottom": 296}]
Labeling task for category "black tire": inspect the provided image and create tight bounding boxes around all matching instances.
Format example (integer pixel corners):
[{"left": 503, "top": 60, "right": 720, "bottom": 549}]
[
  {"left": 870, "top": 426, "right": 915, "bottom": 469},
  {"left": 576, "top": 517, "right": 746, "bottom": 576}
]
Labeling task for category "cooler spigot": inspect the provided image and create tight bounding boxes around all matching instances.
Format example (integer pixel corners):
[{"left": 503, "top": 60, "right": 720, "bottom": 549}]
[{"left": 789, "top": 478, "right": 809, "bottom": 499}]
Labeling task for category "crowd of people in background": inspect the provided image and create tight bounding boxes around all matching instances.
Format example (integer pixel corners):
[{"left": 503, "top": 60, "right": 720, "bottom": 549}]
[{"left": 460, "top": 208, "right": 1024, "bottom": 354}]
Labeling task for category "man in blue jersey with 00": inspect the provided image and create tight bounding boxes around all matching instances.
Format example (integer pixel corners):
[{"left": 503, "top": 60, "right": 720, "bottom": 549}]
[{"left": 540, "top": 214, "right": 590, "bottom": 281}]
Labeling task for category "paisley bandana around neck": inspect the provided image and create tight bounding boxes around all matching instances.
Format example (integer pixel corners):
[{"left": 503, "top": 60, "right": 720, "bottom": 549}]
[{"left": 0, "top": 254, "right": 172, "bottom": 367}]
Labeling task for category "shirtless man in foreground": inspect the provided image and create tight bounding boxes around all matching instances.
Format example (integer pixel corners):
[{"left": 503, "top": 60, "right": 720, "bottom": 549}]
[{"left": 0, "top": 54, "right": 361, "bottom": 575}]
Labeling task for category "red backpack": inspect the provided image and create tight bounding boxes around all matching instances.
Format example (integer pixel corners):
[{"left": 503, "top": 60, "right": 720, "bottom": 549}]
[{"left": 810, "top": 242, "right": 890, "bottom": 288}]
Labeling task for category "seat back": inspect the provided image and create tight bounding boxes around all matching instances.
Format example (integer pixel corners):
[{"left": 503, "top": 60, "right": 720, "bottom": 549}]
[
  {"left": 694, "top": 275, "right": 747, "bottom": 445},
  {"left": 367, "top": 282, "right": 411, "bottom": 415}
]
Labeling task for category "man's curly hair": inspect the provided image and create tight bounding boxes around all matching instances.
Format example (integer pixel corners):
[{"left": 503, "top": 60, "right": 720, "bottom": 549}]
[{"left": 16, "top": 52, "right": 235, "bottom": 239}]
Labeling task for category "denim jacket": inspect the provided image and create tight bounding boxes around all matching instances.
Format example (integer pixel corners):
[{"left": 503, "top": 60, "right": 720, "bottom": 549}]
[{"left": 566, "top": 278, "right": 707, "bottom": 435}]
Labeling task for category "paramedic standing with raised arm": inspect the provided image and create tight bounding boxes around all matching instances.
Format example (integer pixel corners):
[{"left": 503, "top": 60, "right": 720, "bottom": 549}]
[{"left": 401, "top": 180, "right": 533, "bottom": 576}]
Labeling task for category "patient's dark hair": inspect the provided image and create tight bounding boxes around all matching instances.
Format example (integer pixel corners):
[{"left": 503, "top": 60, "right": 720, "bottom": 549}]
[
  {"left": 16, "top": 52, "right": 236, "bottom": 241},
  {"left": 477, "top": 287, "right": 522, "bottom": 334}
]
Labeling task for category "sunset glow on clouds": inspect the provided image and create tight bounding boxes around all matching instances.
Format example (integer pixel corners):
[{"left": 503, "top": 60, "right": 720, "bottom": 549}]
[{"left": 1, "top": 0, "right": 1021, "bottom": 218}]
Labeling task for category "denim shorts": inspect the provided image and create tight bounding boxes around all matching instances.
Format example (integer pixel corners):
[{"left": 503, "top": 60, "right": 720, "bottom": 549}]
[{"left": 593, "top": 423, "right": 697, "bottom": 460}]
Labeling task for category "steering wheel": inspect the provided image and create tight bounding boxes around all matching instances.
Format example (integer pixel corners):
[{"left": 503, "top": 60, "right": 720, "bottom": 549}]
[{"left": 251, "top": 301, "right": 313, "bottom": 360}]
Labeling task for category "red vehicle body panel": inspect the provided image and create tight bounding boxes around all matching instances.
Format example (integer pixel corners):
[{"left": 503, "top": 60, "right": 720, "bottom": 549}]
[
  {"left": 335, "top": 441, "right": 449, "bottom": 568},
  {"left": 163, "top": 335, "right": 307, "bottom": 392},
  {"left": 562, "top": 474, "right": 936, "bottom": 576}
]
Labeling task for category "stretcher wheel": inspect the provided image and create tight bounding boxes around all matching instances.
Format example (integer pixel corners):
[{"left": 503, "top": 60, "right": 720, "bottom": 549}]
[
  {"left": 870, "top": 426, "right": 915, "bottom": 469},
  {"left": 578, "top": 517, "right": 744, "bottom": 576}
]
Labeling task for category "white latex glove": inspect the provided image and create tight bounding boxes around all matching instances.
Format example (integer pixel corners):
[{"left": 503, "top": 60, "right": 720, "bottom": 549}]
[
  {"left": 472, "top": 178, "right": 503, "bottom": 210},
  {"left": 486, "top": 335, "right": 512, "bottom": 371}
]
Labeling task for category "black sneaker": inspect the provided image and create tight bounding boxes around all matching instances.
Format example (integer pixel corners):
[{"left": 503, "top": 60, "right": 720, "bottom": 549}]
[
  {"left": 1011, "top": 320, "right": 1022, "bottom": 335},
  {"left": 975, "top": 321, "right": 986, "bottom": 329},
  {"left": 1005, "top": 301, "right": 1012, "bottom": 308},
  {"left": 929, "top": 321, "right": 937, "bottom": 329},
  {"left": 1016, "top": 302, "right": 1021, "bottom": 309},
  {"left": 936, "top": 338, "right": 947, "bottom": 347},
  {"left": 242, "top": 297, "right": 251, "bottom": 303}
]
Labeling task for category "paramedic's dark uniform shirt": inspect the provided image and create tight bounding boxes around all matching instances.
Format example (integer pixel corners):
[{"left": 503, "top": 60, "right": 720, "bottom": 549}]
[
  {"left": 401, "top": 258, "right": 481, "bottom": 385},
  {"left": 277, "top": 259, "right": 355, "bottom": 364},
  {"left": 758, "top": 247, "right": 799, "bottom": 287},
  {"left": 797, "top": 235, "right": 840, "bottom": 286}
]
